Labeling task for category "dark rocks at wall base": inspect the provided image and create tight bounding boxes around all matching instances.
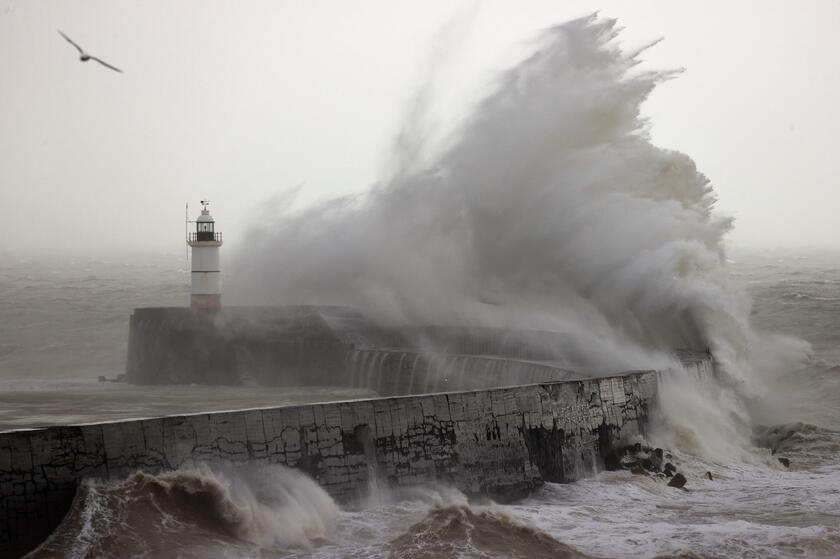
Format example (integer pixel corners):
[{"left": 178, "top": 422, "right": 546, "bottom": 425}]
[{"left": 606, "top": 444, "right": 671, "bottom": 476}]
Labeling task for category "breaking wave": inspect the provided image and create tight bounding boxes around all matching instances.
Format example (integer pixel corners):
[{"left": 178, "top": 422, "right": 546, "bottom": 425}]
[
  {"left": 388, "top": 504, "right": 594, "bottom": 559},
  {"left": 27, "top": 464, "right": 338, "bottom": 559}
]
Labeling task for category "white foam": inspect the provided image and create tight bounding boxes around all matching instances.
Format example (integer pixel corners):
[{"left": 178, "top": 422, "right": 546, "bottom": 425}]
[{"left": 227, "top": 15, "right": 810, "bottom": 463}]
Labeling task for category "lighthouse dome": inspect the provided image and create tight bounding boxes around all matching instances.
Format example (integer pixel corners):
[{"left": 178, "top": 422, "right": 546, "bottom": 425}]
[{"left": 196, "top": 211, "right": 214, "bottom": 223}]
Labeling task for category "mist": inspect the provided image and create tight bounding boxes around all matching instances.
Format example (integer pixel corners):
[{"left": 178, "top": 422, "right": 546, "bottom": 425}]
[
  {"left": 2, "top": 1, "right": 840, "bottom": 255},
  {"left": 230, "top": 17, "right": 723, "bottom": 363},
  {"left": 227, "top": 15, "right": 816, "bottom": 461}
]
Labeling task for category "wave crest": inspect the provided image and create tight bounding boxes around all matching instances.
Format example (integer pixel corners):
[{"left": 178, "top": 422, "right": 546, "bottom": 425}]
[
  {"left": 27, "top": 464, "right": 338, "bottom": 559},
  {"left": 389, "top": 504, "right": 593, "bottom": 559}
]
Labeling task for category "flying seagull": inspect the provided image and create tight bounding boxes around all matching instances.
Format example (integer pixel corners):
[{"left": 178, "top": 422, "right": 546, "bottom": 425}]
[{"left": 58, "top": 30, "right": 123, "bottom": 73}]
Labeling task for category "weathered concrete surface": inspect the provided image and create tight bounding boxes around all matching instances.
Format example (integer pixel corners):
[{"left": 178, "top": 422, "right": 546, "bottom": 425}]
[
  {"left": 125, "top": 306, "right": 584, "bottom": 388},
  {"left": 126, "top": 306, "right": 357, "bottom": 385},
  {"left": 0, "top": 369, "right": 669, "bottom": 558},
  {"left": 126, "top": 306, "right": 709, "bottom": 391}
]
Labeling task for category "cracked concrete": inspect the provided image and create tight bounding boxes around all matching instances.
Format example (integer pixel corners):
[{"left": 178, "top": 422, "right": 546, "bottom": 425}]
[{"left": 0, "top": 364, "right": 706, "bottom": 558}]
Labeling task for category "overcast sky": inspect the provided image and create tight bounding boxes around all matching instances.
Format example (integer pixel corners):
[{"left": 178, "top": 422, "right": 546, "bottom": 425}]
[{"left": 1, "top": 0, "right": 838, "bottom": 256}]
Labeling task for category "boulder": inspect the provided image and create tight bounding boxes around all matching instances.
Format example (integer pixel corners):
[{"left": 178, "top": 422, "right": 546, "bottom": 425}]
[
  {"left": 778, "top": 457, "right": 790, "bottom": 468},
  {"left": 705, "top": 471, "right": 714, "bottom": 481},
  {"left": 668, "top": 473, "right": 687, "bottom": 488}
]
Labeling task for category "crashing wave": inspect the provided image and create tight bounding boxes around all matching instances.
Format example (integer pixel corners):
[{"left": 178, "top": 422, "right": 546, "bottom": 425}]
[{"left": 26, "top": 464, "right": 338, "bottom": 559}]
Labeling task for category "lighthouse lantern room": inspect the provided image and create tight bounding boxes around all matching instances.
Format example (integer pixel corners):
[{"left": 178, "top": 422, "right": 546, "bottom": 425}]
[{"left": 187, "top": 200, "right": 223, "bottom": 309}]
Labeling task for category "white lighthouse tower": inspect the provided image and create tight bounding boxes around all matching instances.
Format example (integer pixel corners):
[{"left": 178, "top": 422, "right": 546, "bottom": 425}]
[{"left": 187, "top": 200, "right": 223, "bottom": 309}]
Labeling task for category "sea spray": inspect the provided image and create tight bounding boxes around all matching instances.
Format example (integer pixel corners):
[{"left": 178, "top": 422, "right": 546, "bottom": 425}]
[
  {"left": 229, "top": 17, "right": 807, "bottom": 458},
  {"left": 229, "top": 15, "right": 723, "bottom": 370},
  {"left": 28, "top": 464, "right": 339, "bottom": 558}
]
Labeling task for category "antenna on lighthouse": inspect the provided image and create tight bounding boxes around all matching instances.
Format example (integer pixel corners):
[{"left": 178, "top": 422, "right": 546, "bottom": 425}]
[{"left": 185, "top": 202, "right": 189, "bottom": 266}]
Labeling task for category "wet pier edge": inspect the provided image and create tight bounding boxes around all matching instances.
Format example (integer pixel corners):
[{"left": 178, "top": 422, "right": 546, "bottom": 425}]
[{"left": 0, "top": 368, "right": 701, "bottom": 558}]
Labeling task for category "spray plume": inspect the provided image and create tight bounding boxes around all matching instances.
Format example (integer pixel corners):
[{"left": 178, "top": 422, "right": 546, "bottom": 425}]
[{"left": 230, "top": 15, "right": 809, "bottom": 458}]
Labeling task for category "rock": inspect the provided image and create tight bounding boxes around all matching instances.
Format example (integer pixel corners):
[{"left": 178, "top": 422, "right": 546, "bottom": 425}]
[
  {"left": 631, "top": 464, "right": 645, "bottom": 475},
  {"left": 705, "top": 471, "right": 714, "bottom": 481},
  {"left": 778, "top": 457, "right": 790, "bottom": 468},
  {"left": 664, "top": 462, "right": 676, "bottom": 473},
  {"left": 668, "top": 473, "right": 687, "bottom": 488},
  {"left": 632, "top": 443, "right": 642, "bottom": 453},
  {"left": 641, "top": 459, "right": 653, "bottom": 470},
  {"left": 620, "top": 454, "right": 639, "bottom": 468},
  {"left": 664, "top": 470, "right": 674, "bottom": 478}
]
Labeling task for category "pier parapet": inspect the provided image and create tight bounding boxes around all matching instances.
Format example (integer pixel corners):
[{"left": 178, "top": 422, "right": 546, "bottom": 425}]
[{"left": 0, "top": 366, "right": 690, "bottom": 558}]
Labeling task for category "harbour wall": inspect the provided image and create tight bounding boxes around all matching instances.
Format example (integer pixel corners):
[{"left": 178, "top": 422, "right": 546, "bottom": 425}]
[
  {"left": 0, "top": 368, "right": 674, "bottom": 558},
  {"left": 125, "top": 306, "right": 650, "bottom": 390}
]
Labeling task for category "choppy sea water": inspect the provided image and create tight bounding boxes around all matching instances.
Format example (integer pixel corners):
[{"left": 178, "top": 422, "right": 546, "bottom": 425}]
[{"left": 2, "top": 248, "right": 839, "bottom": 558}]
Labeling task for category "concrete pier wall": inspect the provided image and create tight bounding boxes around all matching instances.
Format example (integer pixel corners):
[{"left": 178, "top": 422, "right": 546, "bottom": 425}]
[
  {"left": 0, "top": 369, "right": 669, "bottom": 558},
  {"left": 348, "top": 348, "right": 578, "bottom": 396},
  {"left": 125, "top": 306, "right": 653, "bottom": 390},
  {"left": 126, "top": 307, "right": 354, "bottom": 385}
]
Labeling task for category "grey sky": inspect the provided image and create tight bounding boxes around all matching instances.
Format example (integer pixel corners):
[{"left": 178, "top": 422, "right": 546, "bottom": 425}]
[{"left": 1, "top": 0, "right": 838, "bottom": 255}]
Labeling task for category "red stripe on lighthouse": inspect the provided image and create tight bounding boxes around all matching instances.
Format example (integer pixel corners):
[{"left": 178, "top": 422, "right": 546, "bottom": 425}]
[{"left": 191, "top": 294, "right": 221, "bottom": 309}]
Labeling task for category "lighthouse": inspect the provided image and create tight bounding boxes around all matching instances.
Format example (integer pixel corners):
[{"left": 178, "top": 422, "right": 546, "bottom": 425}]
[{"left": 187, "top": 200, "right": 223, "bottom": 309}]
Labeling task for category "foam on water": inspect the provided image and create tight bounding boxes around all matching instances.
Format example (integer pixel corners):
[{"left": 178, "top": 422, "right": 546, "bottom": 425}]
[{"left": 509, "top": 437, "right": 840, "bottom": 559}]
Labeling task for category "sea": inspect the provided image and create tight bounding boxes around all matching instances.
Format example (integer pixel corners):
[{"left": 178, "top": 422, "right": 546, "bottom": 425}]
[{"left": 1, "top": 247, "right": 838, "bottom": 559}]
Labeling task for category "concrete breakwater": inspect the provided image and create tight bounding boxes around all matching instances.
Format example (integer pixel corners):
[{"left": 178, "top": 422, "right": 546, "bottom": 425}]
[
  {"left": 0, "top": 367, "right": 684, "bottom": 558},
  {"left": 126, "top": 306, "right": 632, "bottom": 390}
]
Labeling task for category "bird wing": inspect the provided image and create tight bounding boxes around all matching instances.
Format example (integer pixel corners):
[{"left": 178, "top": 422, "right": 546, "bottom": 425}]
[
  {"left": 57, "top": 30, "right": 85, "bottom": 54},
  {"left": 90, "top": 56, "right": 123, "bottom": 73}
]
